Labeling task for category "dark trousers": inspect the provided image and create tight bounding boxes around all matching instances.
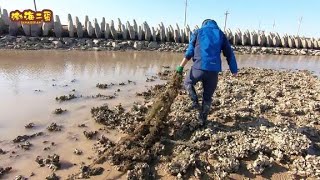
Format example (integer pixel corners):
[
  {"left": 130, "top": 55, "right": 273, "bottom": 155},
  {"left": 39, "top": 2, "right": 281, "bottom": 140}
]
[{"left": 184, "top": 67, "right": 219, "bottom": 104}]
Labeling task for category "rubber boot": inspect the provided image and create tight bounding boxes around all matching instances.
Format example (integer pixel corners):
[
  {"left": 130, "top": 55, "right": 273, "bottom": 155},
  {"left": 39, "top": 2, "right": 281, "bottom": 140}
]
[
  {"left": 198, "top": 101, "right": 211, "bottom": 125},
  {"left": 185, "top": 85, "right": 200, "bottom": 112}
]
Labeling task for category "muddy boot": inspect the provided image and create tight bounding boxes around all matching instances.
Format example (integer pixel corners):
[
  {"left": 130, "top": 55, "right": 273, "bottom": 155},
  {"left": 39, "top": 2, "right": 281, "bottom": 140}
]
[
  {"left": 198, "top": 101, "right": 211, "bottom": 125},
  {"left": 185, "top": 85, "right": 200, "bottom": 112}
]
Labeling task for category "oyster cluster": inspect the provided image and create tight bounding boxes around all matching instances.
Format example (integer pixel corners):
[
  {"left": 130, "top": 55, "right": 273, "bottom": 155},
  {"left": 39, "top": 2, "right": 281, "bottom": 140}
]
[
  {"left": 47, "top": 123, "right": 62, "bottom": 132},
  {"left": 92, "top": 135, "right": 115, "bottom": 155},
  {"left": 127, "top": 163, "right": 154, "bottom": 180},
  {"left": 91, "top": 104, "right": 148, "bottom": 133},
  {"left": 13, "top": 132, "right": 43, "bottom": 143},
  {"left": 85, "top": 68, "right": 319, "bottom": 179},
  {"left": 248, "top": 153, "right": 274, "bottom": 175},
  {"left": 83, "top": 130, "right": 98, "bottom": 139},
  {"left": 36, "top": 154, "right": 61, "bottom": 171},
  {"left": 46, "top": 173, "right": 60, "bottom": 180},
  {"left": 290, "top": 155, "right": 320, "bottom": 178},
  {"left": 55, "top": 94, "right": 77, "bottom": 102},
  {"left": 53, "top": 108, "right": 67, "bottom": 115},
  {"left": 24, "top": 122, "right": 35, "bottom": 129},
  {"left": 0, "top": 167, "right": 12, "bottom": 178},
  {"left": 77, "top": 166, "right": 104, "bottom": 179}
]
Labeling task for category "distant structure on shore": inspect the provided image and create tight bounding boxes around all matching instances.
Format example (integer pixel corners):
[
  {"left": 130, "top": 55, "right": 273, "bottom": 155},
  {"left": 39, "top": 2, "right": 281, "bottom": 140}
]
[{"left": 0, "top": 8, "right": 319, "bottom": 49}]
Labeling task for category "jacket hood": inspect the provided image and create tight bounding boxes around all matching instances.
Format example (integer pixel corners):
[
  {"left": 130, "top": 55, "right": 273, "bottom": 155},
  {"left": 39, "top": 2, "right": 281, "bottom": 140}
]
[{"left": 202, "top": 19, "right": 219, "bottom": 29}]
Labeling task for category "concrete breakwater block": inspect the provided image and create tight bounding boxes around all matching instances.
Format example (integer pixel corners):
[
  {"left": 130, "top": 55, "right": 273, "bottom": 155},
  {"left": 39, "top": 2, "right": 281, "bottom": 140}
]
[
  {"left": 165, "top": 28, "right": 171, "bottom": 42},
  {"left": 94, "top": 18, "right": 102, "bottom": 38},
  {"left": 133, "top": 19, "right": 138, "bottom": 34},
  {"left": 1, "top": 9, "right": 9, "bottom": 25},
  {"left": 250, "top": 33, "right": 257, "bottom": 46},
  {"left": 22, "top": 24, "right": 31, "bottom": 36},
  {"left": 233, "top": 33, "right": 241, "bottom": 45},
  {"left": 117, "top": 18, "right": 122, "bottom": 32},
  {"left": 87, "top": 21, "right": 94, "bottom": 37},
  {"left": 68, "top": 14, "right": 74, "bottom": 37},
  {"left": 266, "top": 35, "right": 273, "bottom": 47},
  {"left": 0, "top": 18, "right": 7, "bottom": 35},
  {"left": 288, "top": 36, "right": 295, "bottom": 48},
  {"left": 127, "top": 21, "right": 135, "bottom": 40},
  {"left": 105, "top": 23, "right": 111, "bottom": 39},
  {"left": 110, "top": 20, "right": 118, "bottom": 40},
  {"left": 273, "top": 36, "right": 280, "bottom": 47},
  {"left": 8, "top": 21, "right": 19, "bottom": 36},
  {"left": 281, "top": 36, "right": 288, "bottom": 48},
  {"left": 294, "top": 37, "right": 302, "bottom": 49},
  {"left": 301, "top": 38, "right": 307, "bottom": 49},
  {"left": 258, "top": 34, "right": 267, "bottom": 47},
  {"left": 101, "top": 17, "right": 106, "bottom": 33},
  {"left": 137, "top": 26, "right": 143, "bottom": 41},
  {"left": 42, "top": 22, "right": 53, "bottom": 36},
  {"left": 31, "top": 24, "right": 42, "bottom": 37},
  {"left": 121, "top": 24, "right": 127, "bottom": 40},
  {"left": 84, "top": 15, "right": 89, "bottom": 30},
  {"left": 152, "top": 27, "right": 157, "bottom": 41},
  {"left": 75, "top": 16, "right": 83, "bottom": 38},
  {"left": 54, "top": 15, "right": 62, "bottom": 37},
  {"left": 306, "top": 39, "right": 313, "bottom": 49},
  {"left": 143, "top": 22, "right": 151, "bottom": 41},
  {"left": 159, "top": 23, "right": 166, "bottom": 42}
]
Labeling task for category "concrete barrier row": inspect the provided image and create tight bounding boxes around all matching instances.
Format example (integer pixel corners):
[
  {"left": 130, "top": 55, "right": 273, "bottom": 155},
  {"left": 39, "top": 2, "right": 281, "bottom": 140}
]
[
  {"left": 225, "top": 29, "right": 320, "bottom": 49},
  {"left": 1, "top": 9, "right": 319, "bottom": 49}
]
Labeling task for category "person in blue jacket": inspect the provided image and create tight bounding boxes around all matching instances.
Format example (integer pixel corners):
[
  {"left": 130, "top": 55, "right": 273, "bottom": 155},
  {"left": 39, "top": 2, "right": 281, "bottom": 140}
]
[{"left": 176, "top": 19, "right": 238, "bottom": 124}]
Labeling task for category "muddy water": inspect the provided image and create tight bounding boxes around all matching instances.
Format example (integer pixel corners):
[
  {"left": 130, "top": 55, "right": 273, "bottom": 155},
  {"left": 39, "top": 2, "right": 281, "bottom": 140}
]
[{"left": 0, "top": 50, "right": 319, "bottom": 179}]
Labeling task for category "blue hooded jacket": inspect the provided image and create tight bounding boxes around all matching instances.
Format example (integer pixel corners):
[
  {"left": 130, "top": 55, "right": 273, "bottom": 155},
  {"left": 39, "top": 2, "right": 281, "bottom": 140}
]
[{"left": 185, "top": 20, "right": 238, "bottom": 74}]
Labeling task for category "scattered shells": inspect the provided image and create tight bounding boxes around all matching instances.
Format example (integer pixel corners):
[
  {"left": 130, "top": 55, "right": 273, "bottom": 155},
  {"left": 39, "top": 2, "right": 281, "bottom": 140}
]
[
  {"left": 96, "top": 83, "right": 108, "bottom": 89},
  {"left": 36, "top": 154, "right": 61, "bottom": 171},
  {"left": 74, "top": 149, "right": 83, "bottom": 155},
  {"left": 127, "top": 163, "right": 154, "bottom": 179},
  {"left": 14, "top": 175, "right": 27, "bottom": 180},
  {"left": 18, "top": 141, "right": 32, "bottom": 150},
  {"left": 93, "top": 135, "right": 115, "bottom": 155},
  {"left": 83, "top": 131, "right": 98, "bottom": 139},
  {"left": 290, "top": 155, "right": 320, "bottom": 178},
  {"left": 47, "top": 123, "right": 62, "bottom": 132},
  {"left": 24, "top": 122, "right": 35, "bottom": 129},
  {"left": 77, "top": 166, "right": 104, "bottom": 179},
  {"left": 55, "top": 94, "right": 77, "bottom": 101},
  {"left": 248, "top": 153, "right": 274, "bottom": 175},
  {"left": 53, "top": 108, "right": 67, "bottom": 114},
  {"left": 13, "top": 132, "right": 43, "bottom": 143},
  {"left": 46, "top": 172, "right": 60, "bottom": 180}
]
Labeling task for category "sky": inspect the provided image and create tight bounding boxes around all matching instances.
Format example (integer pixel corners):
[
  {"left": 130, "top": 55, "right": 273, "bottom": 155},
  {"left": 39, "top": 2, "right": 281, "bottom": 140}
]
[{"left": 0, "top": 0, "right": 319, "bottom": 38}]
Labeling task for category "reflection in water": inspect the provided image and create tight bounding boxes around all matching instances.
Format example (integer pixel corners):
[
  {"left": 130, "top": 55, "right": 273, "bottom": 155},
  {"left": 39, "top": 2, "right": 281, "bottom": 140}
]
[{"left": 0, "top": 50, "right": 319, "bottom": 138}]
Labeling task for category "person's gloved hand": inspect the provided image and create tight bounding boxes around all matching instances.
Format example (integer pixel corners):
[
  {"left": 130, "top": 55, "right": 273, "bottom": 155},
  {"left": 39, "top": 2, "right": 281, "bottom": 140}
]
[{"left": 176, "top": 66, "right": 184, "bottom": 74}]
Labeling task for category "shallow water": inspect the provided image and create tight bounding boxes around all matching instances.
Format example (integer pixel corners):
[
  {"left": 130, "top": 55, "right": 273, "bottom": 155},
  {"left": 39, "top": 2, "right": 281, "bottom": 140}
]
[{"left": 0, "top": 50, "right": 319, "bottom": 179}]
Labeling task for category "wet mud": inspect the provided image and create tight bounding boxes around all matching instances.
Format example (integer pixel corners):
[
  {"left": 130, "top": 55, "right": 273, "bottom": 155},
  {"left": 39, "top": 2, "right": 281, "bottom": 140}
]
[{"left": 66, "top": 68, "right": 320, "bottom": 179}]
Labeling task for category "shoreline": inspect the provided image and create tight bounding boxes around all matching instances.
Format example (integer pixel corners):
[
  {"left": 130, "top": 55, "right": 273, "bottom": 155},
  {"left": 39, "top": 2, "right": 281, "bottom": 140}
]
[{"left": 1, "top": 35, "right": 320, "bottom": 56}]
